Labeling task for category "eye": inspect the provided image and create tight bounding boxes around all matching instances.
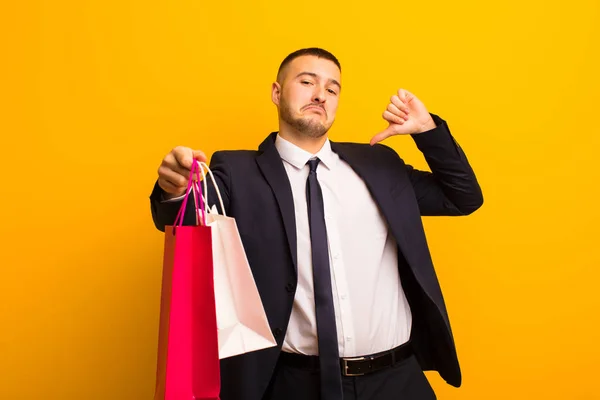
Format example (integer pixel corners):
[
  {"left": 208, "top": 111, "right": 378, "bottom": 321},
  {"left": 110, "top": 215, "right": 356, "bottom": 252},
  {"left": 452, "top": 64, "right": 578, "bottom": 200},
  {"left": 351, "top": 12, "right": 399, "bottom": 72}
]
[
  {"left": 301, "top": 80, "right": 312, "bottom": 85},
  {"left": 327, "top": 88, "right": 337, "bottom": 95}
]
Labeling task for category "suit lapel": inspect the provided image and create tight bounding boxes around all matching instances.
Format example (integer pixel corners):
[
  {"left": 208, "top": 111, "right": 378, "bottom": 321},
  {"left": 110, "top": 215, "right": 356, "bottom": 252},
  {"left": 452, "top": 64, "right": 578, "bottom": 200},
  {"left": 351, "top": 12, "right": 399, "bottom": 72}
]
[
  {"left": 256, "top": 133, "right": 298, "bottom": 273},
  {"left": 331, "top": 142, "right": 397, "bottom": 217},
  {"left": 331, "top": 142, "right": 416, "bottom": 269}
]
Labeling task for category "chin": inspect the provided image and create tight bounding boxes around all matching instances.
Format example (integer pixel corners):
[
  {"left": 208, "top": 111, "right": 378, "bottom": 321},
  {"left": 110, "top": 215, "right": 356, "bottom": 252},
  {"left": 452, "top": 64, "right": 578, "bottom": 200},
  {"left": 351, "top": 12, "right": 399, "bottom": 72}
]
[{"left": 303, "top": 114, "right": 326, "bottom": 124}]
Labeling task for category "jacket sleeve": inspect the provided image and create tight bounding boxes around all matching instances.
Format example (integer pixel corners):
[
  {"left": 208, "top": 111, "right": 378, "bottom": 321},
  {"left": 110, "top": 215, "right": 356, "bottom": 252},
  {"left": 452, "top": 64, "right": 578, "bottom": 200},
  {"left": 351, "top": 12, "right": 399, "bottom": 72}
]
[
  {"left": 149, "top": 151, "right": 232, "bottom": 232},
  {"left": 392, "top": 113, "right": 484, "bottom": 216}
]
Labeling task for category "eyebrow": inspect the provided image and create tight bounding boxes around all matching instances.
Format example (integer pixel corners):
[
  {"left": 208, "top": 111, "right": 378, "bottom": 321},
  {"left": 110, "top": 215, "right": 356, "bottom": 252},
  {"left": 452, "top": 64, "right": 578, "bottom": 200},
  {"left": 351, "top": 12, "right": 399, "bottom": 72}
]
[{"left": 295, "top": 72, "right": 341, "bottom": 91}]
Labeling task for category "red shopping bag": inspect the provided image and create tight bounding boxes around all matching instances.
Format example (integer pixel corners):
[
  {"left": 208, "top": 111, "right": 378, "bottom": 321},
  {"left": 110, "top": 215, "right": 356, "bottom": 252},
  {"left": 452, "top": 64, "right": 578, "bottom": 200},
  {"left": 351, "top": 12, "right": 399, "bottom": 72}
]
[{"left": 154, "top": 161, "right": 220, "bottom": 400}]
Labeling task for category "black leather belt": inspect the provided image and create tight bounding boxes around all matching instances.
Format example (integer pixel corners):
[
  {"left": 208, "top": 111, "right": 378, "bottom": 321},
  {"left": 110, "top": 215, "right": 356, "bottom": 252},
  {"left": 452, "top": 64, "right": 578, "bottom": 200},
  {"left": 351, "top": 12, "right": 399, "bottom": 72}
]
[{"left": 279, "top": 341, "right": 413, "bottom": 377}]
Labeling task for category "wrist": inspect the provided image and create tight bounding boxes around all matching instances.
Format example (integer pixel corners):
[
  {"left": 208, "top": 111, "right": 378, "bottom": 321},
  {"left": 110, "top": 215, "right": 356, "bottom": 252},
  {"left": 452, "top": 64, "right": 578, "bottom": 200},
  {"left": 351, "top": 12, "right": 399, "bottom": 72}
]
[{"left": 417, "top": 116, "right": 437, "bottom": 134}]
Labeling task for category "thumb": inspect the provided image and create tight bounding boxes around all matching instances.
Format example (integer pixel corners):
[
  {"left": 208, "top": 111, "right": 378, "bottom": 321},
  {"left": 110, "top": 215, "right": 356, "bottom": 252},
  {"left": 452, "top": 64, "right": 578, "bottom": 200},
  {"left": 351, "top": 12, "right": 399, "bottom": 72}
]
[
  {"left": 193, "top": 149, "right": 208, "bottom": 163},
  {"left": 370, "top": 126, "right": 395, "bottom": 146},
  {"left": 398, "top": 88, "right": 414, "bottom": 104}
]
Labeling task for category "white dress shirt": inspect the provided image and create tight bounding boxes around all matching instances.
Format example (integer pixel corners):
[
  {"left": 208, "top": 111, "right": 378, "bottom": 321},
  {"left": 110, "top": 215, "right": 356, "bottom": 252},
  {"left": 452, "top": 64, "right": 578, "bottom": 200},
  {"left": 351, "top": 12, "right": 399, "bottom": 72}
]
[{"left": 275, "top": 135, "right": 412, "bottom": 357}]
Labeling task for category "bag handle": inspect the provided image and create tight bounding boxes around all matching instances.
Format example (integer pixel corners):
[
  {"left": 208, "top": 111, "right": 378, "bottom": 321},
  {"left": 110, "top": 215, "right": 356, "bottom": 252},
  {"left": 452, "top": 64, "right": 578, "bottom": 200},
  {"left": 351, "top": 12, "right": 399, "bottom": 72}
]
[
  {"left": 194, "top": 161, "right": 227, "bottom": 218},
  {"left": 173, "top": 159, "right": 206, "bottom": 231}
]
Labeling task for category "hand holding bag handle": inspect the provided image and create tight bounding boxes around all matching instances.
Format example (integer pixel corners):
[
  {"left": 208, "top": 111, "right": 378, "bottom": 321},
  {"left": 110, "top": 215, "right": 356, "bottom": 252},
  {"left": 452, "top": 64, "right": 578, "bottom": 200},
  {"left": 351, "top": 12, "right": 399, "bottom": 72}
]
[{"left": 173, "top": 160, "right": 206, "bottom": 233}]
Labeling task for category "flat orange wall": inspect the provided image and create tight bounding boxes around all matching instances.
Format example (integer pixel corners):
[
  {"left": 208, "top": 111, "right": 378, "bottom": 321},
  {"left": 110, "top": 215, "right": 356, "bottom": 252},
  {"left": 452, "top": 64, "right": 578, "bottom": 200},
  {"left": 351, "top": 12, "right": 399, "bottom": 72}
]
[{"left": 1, "top": 0, "right": 599, "bottom": 399}]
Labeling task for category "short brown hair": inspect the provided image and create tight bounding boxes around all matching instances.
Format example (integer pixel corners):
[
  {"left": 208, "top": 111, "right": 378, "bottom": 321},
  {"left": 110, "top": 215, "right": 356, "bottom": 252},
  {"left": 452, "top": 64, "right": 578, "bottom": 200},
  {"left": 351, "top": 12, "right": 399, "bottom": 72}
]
[{"left": 277, "top": 48, "right": 341, "bottom": 82}]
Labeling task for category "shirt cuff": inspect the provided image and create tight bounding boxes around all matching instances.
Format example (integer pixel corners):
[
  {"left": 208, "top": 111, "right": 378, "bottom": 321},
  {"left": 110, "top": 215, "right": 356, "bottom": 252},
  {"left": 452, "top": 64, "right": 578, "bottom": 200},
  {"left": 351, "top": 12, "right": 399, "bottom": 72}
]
[
  {"left": 160, "top": 188, "right": 189, "bottom": 203},
  {"left": 410, "top": 113, "right": 462, "bottom": 155}
]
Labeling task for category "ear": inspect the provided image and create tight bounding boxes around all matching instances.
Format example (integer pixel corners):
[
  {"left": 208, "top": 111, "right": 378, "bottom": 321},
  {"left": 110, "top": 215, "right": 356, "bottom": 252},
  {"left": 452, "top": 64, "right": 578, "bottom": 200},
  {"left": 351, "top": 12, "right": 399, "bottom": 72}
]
[{"left": 271, "top": 82, "right": 281, "bottom": 106}]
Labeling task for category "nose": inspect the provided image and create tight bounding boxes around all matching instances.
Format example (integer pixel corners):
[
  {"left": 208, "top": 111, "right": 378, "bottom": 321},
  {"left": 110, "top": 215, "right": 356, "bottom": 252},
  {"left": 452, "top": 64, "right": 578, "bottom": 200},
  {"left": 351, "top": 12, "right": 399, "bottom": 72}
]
[{"left": 312, "top": 85, "right": 326, "bottom": 104}]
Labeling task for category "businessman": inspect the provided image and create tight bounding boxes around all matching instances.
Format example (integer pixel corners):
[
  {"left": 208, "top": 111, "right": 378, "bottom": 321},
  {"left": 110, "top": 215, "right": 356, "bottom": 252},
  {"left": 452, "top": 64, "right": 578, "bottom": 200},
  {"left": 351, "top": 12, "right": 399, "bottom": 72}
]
[{"left": 150, "top": 47, "right": 483, "bottom": 400}]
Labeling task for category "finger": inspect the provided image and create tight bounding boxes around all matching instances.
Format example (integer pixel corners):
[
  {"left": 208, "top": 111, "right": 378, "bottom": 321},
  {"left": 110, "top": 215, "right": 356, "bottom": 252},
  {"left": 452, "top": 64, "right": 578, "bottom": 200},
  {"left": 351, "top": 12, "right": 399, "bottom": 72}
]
[
  {"left": 172, "top": 146, "right": 195, "bottom": 169},
  {"left": 158, "top": 177, "right": 187, "bottom": 196},
  {"left": 398, "top": 89, "right": 414, "bottom": 104},
  {"left": 383, "top": 110, "right": 405, "bottom": 126},
  {"left": 193, "top": 149, "right": 208, "bottom": 163},
  {"left": 158, "top": 165, "right": 189, "bottom": 189},
  {"left": 387, "top": 103, "right": 409, "bottom": 121},
  {"left": 370, "top": 126, "right": 395, "bottom": 146},
  {"left": 162, "top": 152, "right": 193, "bottom": 178},
  {"left": 390, "top": 95, "right": 410, "bottom": 114}
]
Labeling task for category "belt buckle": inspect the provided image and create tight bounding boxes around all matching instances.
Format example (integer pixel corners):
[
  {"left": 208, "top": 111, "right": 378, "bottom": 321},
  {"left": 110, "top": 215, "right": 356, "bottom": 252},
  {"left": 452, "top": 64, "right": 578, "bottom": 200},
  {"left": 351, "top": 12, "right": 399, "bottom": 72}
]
[{"left": 341, "top": 355, "right": 369, "bottom": 377}]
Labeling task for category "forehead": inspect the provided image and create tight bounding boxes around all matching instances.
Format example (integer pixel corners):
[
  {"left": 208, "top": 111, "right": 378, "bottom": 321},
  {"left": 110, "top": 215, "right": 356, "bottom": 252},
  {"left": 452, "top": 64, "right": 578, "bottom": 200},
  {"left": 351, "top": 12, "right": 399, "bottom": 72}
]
[{"left": 285, "top": 55, "right": 341, "bottom": 82}]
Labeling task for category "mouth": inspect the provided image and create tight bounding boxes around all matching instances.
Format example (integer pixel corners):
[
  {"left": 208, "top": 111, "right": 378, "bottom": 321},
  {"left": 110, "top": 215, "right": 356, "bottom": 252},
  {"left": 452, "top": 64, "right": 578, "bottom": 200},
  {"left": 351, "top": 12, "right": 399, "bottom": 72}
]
[{"left": 304, "top": 105, "right": 325, "bottom": 114}]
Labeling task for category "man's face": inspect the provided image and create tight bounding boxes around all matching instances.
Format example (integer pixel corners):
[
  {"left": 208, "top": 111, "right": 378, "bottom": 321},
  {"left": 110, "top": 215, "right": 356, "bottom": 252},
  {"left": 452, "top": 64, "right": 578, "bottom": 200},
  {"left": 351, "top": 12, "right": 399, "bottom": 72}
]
[{"left": 273, "top": 55, "right": 341, "bottom": 138}]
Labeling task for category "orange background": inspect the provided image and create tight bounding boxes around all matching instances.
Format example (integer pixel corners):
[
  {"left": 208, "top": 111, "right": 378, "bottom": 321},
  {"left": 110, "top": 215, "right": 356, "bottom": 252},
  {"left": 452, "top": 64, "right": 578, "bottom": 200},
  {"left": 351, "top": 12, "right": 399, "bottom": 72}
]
[{"left": 1, "top": 0, "right": 599, "bottom": 399}]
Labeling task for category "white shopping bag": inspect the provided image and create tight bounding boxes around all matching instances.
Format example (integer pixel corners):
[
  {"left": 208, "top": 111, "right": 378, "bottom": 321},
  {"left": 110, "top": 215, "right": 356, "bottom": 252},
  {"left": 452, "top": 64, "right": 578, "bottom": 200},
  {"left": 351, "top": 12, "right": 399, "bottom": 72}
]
[{"left": 195, "top": 162, "right": 277, "bottom": 359}]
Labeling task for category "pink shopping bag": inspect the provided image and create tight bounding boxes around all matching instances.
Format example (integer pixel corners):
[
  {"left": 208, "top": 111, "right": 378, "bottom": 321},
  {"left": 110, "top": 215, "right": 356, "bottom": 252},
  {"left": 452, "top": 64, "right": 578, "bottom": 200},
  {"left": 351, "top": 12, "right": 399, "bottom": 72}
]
[{"left": 154, "top": 160, "right": 220, "bottom": 400}]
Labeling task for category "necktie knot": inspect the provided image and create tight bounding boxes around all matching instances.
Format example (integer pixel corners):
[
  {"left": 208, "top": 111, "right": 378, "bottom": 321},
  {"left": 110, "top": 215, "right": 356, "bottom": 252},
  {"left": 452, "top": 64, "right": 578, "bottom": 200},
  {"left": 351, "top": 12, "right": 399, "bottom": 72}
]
[{"left": 307, "top": 158, "right": 320, "bottom": 173}]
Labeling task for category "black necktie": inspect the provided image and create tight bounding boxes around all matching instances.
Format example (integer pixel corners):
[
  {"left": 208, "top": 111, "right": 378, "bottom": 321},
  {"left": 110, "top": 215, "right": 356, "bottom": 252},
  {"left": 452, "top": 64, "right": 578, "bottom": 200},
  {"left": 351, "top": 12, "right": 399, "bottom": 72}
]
[{"left": 306, "top": 158, "right": 344, "bottom": 400}]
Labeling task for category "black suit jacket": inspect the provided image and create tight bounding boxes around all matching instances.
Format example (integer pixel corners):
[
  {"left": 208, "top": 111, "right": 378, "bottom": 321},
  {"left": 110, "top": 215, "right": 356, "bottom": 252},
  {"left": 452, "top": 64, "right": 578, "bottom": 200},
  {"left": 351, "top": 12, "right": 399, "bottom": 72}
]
[{"left": 150, "top": 114, "right": 483, "bottom": 400}]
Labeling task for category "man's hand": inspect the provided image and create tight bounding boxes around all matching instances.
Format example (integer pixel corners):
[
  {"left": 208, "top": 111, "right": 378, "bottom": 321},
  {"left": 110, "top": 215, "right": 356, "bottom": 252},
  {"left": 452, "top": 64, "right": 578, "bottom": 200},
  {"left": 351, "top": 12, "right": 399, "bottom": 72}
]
[
  {"left": 157, "top": 146, "right": 207, "bottom": 199},
  {"left": 370, "top": 89, "right": 436, "bottom": 146}
]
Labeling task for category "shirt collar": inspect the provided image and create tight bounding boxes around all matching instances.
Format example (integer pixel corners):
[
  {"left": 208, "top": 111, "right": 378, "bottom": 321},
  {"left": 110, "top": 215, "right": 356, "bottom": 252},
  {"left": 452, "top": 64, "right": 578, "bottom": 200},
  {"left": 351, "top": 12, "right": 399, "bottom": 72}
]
[{"left": 274, "top": 134, "right": 337, "bottom": 171}]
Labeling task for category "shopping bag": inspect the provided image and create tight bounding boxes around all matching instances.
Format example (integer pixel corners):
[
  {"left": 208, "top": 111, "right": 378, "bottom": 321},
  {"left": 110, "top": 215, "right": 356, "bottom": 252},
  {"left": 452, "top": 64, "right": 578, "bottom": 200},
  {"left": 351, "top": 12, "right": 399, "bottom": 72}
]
[
  {"left": 197, "top": 162, "right": 277, "bottom": 359},
  {"left": 154, "top": 161, "right": 220, "bottom": 400},
  {"left": 154, "top": 160, "right": 276, "bottom": 400}
]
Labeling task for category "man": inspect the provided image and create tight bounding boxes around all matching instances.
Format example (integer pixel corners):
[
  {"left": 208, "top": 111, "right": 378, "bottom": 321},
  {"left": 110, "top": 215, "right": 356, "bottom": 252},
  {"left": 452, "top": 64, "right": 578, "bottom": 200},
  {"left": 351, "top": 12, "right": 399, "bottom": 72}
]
[{"left": 150, "top": 47, "right": 483, "bottom": 400}]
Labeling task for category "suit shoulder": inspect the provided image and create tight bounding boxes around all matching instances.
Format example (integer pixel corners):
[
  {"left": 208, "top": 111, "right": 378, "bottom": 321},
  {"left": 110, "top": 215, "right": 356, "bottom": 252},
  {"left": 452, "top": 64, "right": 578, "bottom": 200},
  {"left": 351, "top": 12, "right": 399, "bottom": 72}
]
[
  {"left": 212, "top": 149, "right": 259, "bottom": 158},
  {"left": 333, "top": 141, "right": 402, "bottom": 161},
  {"left": 210, "top": 149, "right": 260, "bottom": 164}
]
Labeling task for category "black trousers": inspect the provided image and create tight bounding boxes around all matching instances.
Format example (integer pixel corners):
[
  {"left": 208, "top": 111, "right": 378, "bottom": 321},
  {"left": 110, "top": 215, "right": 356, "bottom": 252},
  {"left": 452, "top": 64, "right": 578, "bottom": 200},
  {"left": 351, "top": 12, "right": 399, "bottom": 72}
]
[{"left": 262, "top": 354, "right": 437, "bottom": 400}]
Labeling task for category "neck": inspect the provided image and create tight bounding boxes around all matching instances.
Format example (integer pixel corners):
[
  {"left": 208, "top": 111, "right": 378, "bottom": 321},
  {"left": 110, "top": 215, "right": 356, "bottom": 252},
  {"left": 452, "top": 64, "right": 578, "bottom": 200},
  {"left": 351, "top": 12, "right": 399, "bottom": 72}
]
[{"left": 278, "top": 119, "right": 328, "bottom": 154}]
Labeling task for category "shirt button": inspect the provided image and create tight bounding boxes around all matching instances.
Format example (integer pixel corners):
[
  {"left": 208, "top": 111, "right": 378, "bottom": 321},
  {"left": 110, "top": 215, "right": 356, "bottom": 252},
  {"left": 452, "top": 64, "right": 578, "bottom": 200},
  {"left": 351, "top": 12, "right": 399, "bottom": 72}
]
[
  {"left": 333, "top": 254, "right": 340, "bottom": 259},
  {"left": 273, "top": 328, "right": 283, "bottom": 338},
  {"left": 340, "top": 294, "right": 347, "bottom": 300},
  {"left": 346, "top": 336, "right": 352, "bottom": 342},
  {"left": 285, "top": 283, "right": 295, "bottom": 293}
]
